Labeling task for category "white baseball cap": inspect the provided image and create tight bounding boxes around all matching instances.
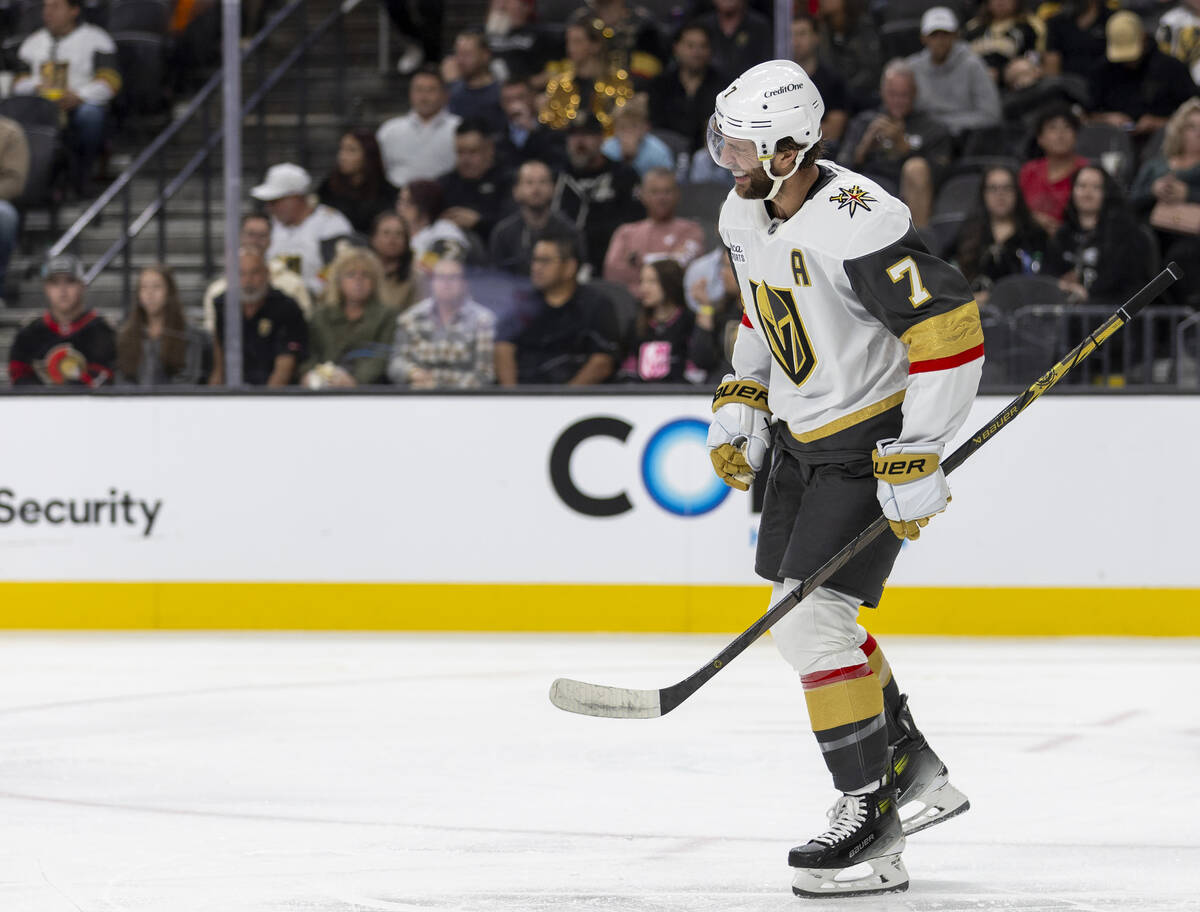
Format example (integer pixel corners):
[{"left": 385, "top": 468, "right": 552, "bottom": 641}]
[
  {"left": 920, "top": 6, "right": 959, "bottom": 35},
  {"left": 250, "top": 163, "right": 312, "bottom": 201}
]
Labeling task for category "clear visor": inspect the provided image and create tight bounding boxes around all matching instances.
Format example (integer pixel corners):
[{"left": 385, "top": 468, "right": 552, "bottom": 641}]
[{"left": 706, "top": 115, "right": 764, "bottom": 172}]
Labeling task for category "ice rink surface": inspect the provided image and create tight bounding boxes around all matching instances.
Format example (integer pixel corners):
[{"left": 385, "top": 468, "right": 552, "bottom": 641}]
[{"left": 0, "top": 631, "right": 1197, "bottom": 912}]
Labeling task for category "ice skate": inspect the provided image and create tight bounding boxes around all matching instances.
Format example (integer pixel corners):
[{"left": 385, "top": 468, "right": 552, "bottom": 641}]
[
  {"left": 788, "top": 786, "right": 909, "bottom": 899},
  {"left": 892, "top": 695, "right": 971, "bottom": 836}
]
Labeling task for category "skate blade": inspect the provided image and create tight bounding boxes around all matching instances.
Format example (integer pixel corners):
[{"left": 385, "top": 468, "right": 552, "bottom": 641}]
[
  {"left": 901, "top": 778, "right": 971, "bottom": 836},
  {"left": 791, "top": 854, "right": 909, "bottom": 899}
]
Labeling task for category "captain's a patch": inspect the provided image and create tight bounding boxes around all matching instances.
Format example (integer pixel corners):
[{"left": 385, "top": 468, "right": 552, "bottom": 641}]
[{"left": 829, "top": 185, "right": 876, "bottom": 217}]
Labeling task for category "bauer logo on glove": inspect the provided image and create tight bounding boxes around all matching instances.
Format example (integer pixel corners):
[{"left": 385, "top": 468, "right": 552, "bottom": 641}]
[
  {"left": 708, "top": 374, "right": 771, "bottom": 491},
  {"left": 873, "top": 439, "right": 950, "bottom": 540}
]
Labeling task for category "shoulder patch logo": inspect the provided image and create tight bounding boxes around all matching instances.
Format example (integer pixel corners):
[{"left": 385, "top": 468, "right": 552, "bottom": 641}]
[{"left": 829, "top": 185, "right": 876, "bottom": 217}]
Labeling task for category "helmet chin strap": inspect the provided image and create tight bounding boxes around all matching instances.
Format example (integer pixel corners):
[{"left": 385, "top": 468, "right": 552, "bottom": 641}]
[{"left": 762, "top": 154, "right": 803, "bottom": 202}]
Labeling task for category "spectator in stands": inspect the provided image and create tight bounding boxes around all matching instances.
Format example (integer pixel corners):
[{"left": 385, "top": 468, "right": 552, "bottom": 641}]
[
  {"left": 687, "top": 252, "right": 741, "bottom": 382},
  {"left": 317, "top": 129, "right": 397, "bottom": 235},
  {"left": 648, "top": 22, "right": 727, "bottom": 155},
  {"left": 554, "top": 112, "right": 644, "bottom": 276},
  {"left": 603, "top": 168, "right": 704, "bottom": 293},
  {"left": 251, "top": 163, "right": 354, "bottom": 298},
  {"left": 380, "top": 0, "right": 441, "bottom": 75},
  {"left": 300, "top": 247, "right": 397, "bottom": 388},
  {"left": 1130, "top": 98, "right": 1200, "bottom": 306},
  {"left": 818, "top": 0, "right": 882, "bottom": 113},
  {"left": 906, "top": 7, "right": 1003, "bottom": 139},
  {"left": 485, "top": 0, "right": 558, "bottom": 82},
  {"left": 538, "top": 11, "right": 635, "bottom": 135},
  {"left": 601, "top": 95, "right": 675, "bottom": 178},
  {"left": 397, "top": 179, "right": 472, "bottom": 272},
  {"left": 116, "top": 265, "right": 209, "bottom": 385},
  {"left": 1043, "top": 0, "right": 1111, "bottom": 81},
  {"left": 586, "top": 0, "right": 666, "bottom": 85},
  {"left": 490, "top": 159, "right": 584, "bottom": 275},
  {"left": 1019, "top": 104, "right": 1089, "bottom": 234},
  {"left": 964, "top": 0, "right": 1046, "bottom": 88},
  {"left": 791, "top": 12, "right": 849, "bottom": 155},
  {"left": 1044, "top": 164, "right": 1152, "bottom": 309},
  {"left": 618, "top": 258, "right": 697, "bottom": 383},
  {"left": 447, "top": 29, "right": 506, "bottom": 137},
  {"left": 439, "top": 119, "right": 514, "bottom": 243},
  {"left": 697, "top": 0, "right": 772, "bottom": 80},
  {"left": 1157, "top": 0, "right": 1200, "bottom": 84},
  {"left": 210, "top": 248, "right": 307, "bottom": 387},
  {"left": 13, "top": 0, "right": 120, "bottom": 197},
  {"left": 837, "top": 60, "right": 952, "bottom": 229},
  {"left": 369, "top": 211, "right": 418, "bottom": 313},
  {"left": 388, "top": 254, "right": 496, "bottom": 388},
  {"left": 377, "top": 66, "right": 461, "bottom": 189},
  {"left": 1090, "top": 12, "right": 1196, "bottom": 144},
  {"left": 496, "top": 77, "right": 566, "bottom": 172},
  {"left": 0, "top": 115, "right": 29, "bottom": 301},
  {"left": 203, "top": 213, "right": 313, "bottom": 333},
  {"left": 9, "top": 253, "right": 115, "bottom": 386},
  {"left": 954, "top": 165, "right": 1049, "bottom": 301},
  {"left": 495, "top": 233, "right": 620, "bottom": 384}
]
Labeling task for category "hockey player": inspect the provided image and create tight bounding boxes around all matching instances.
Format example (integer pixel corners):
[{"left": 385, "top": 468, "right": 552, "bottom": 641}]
[{"left": 705, "top": 59, "right": 981, "bottom": 897}]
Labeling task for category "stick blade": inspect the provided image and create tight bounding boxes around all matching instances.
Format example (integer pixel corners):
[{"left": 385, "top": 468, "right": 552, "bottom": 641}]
[{"left": 549, "top": 677, "right": 662, "bottom": 719}]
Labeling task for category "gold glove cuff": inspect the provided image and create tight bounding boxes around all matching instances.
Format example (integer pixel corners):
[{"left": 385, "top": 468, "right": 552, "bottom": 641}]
[
  {"left": 872, "top": 450, "right": 941, "bottom": 483},
  {"left": 712, "top": 379, "right": 770, "bottom": 413}
]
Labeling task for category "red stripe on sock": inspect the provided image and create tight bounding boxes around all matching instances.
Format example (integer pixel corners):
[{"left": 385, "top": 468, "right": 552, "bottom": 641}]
[
  {"left": 801, "top": 663, "right": 872, "bottom": 689},
  {"left": 909, "top": 343, "right": 985, "bottom": 374}
]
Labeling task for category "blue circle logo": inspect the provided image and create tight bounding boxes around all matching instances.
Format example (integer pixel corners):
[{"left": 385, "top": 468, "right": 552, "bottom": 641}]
[{"left": 640, "top": 418, "right": 730, "bottom": 516}]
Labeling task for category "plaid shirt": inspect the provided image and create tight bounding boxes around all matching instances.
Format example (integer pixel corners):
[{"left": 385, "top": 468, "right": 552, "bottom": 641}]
[{"left": 388, "top": 297, "right": 496, "bottom": 388}]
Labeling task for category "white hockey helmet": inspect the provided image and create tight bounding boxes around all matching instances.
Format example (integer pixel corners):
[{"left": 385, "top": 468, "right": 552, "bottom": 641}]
[{"left": 707, "top": 59, "right": 825, "bottom": 200}]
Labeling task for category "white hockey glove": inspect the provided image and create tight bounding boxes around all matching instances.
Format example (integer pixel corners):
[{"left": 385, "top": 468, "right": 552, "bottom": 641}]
[
  {"left": 873, "top": 439, "right": 951, "bottom": 541},
  {"left": 707, "top": 374, "right": 771, "bottom": 492}
]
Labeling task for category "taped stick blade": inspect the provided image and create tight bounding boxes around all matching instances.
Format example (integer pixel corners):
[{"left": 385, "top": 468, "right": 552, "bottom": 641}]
[{"left": 549, "top": 678, "right": 662, "bottom": 719}]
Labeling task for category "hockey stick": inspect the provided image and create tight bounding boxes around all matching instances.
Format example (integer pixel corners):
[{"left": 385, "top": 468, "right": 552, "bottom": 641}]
[{"left": 550, "top": 262, "right": 1182, "bottom": 719}]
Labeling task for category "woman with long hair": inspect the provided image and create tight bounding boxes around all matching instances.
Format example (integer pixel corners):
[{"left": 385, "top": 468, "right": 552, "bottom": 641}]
[
  {"left": 619, "top": 257, "right": 697, "bottom": 383},
  {"left": 1129, "top": 98, "right": 1200, "bottom": 306},
  {"left": 301, "top": 247, "right": 399, "bottom": 387},
  {"left": 369, "top": 211, "right": 418, "bottom": 313},
  {"left": 116, "top": 265, "right": 209, "bottom": 385},
  {"left": 1045, "top": 164, "right": 1152, "bottom": 307},
  {"left": 318, "top": 129, "right": 397, "bottom": 234},
  {"left": 954, "top": 165, "right": 1048, "bottom": 300}
]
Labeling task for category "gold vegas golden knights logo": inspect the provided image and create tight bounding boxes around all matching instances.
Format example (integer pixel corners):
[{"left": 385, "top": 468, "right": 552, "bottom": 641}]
[{"left": 750, "top": 279, "right": 817, "bottom": 385}]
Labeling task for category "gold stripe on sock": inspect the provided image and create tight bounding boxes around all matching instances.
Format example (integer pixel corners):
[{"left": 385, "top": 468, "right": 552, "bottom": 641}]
[{"left": 805, "top": 673, "right": 885, "bottom": 732}]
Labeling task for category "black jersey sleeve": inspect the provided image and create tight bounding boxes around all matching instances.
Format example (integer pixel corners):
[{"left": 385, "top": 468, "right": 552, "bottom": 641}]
[{"left": 843, "top": 225, "right": 975, "bottom": 340}]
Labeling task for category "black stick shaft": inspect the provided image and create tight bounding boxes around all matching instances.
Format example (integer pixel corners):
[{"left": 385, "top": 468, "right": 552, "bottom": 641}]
[{"left": 657, "top": 262, "right": 1180, "bottom": 715}]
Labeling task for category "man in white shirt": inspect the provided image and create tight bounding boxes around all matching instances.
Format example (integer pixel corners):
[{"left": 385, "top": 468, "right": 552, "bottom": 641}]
[
  {"left": 250, "top": 163, "right": 354, "bottom": 298},
  {"left": 13, "top": 0, "right": 121, "bottom": 195},
  {"left": 376, "top": 66, "right": 461, "bottom": 189}
]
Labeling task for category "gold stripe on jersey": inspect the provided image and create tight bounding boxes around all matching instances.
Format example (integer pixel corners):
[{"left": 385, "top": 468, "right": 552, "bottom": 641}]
[
  {"left": 900, "top": 301, "right": 985, "bottom": 363},
  {"left": 789, "top": 390, "right": 906, "bottom": 444}
]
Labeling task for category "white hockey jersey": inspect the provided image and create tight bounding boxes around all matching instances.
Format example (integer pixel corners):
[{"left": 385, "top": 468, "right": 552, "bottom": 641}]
[{"left": 719, "top": 161, "right": 983, "bottom": 458}]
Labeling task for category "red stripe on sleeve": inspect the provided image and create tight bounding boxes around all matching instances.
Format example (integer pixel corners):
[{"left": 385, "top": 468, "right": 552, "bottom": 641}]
[
  {"left": 741, "top": 311, "right": 753, "bottom": 328},
  {"left": 909, "top": 342, "right": 985, "bottom": 375},
  {"left": 862, "top": 633, "right": 878, "bottom": 658},
  {"left": 800, "top": 663, "right": 873, "bottom": 690}
]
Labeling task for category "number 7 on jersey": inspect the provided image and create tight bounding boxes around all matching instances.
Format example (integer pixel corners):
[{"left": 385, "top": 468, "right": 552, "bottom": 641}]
[{"left": 887, "top": 256, "right": 932, "bottom": 308}]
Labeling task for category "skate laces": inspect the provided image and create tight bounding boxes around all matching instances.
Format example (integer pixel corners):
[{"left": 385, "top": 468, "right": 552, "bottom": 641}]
[{"left": 814, "top": 795, "right": 868, "bottom": 846}]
